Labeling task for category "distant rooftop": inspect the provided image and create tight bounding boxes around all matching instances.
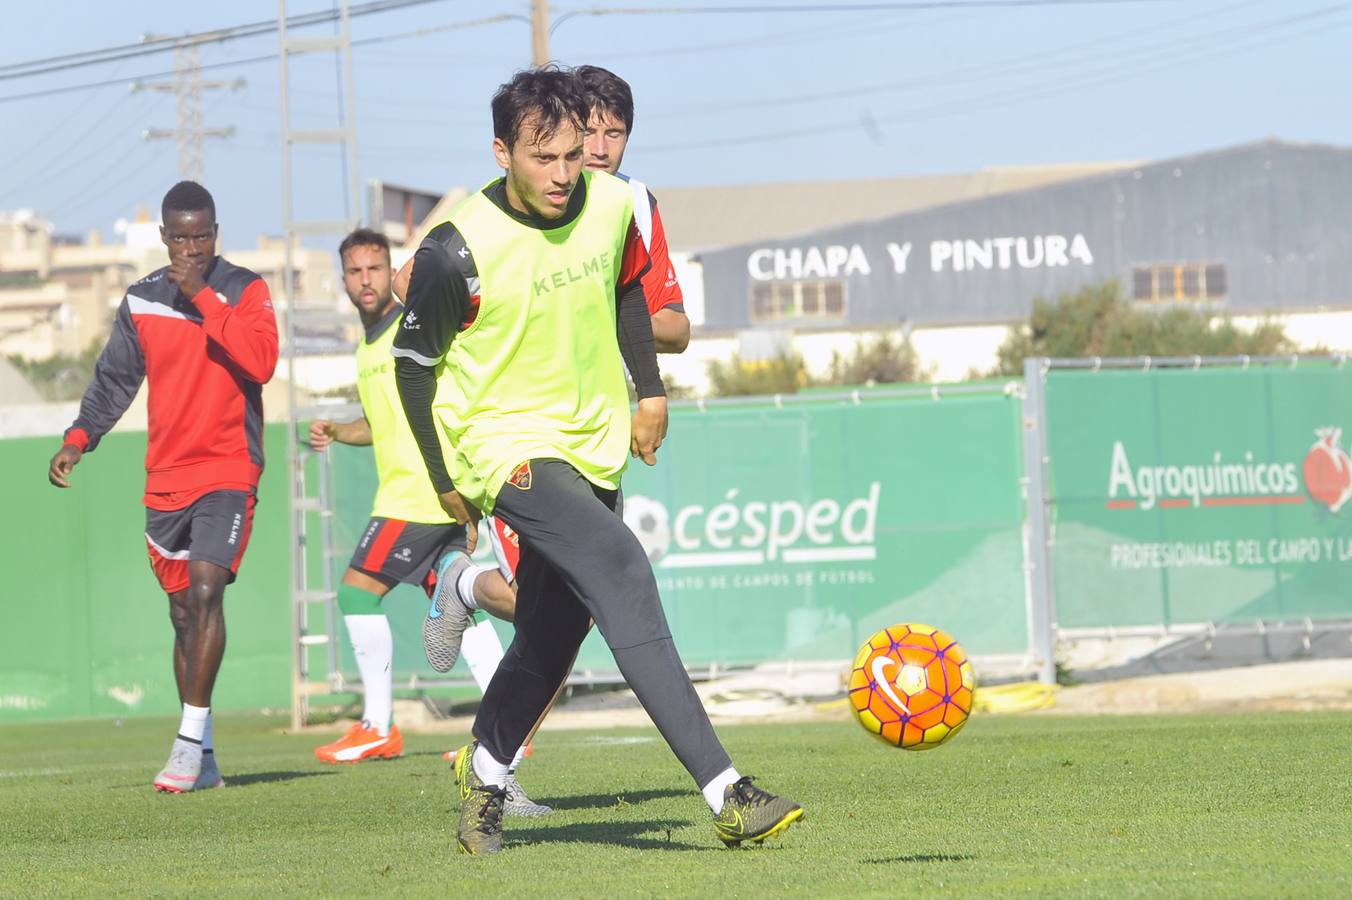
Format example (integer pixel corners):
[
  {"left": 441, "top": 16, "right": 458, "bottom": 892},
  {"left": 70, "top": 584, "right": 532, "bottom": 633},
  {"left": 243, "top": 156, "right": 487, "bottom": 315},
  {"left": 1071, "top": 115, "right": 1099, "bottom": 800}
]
[
  {"left": 402, "top": 139, "right": 1345, "bottom": 256},
  {"left": 405, "top": 161, "right": 1136, "bottom": 255},
  {"left": 649, "top": 161, "right": 1139, "bottom": 252}
]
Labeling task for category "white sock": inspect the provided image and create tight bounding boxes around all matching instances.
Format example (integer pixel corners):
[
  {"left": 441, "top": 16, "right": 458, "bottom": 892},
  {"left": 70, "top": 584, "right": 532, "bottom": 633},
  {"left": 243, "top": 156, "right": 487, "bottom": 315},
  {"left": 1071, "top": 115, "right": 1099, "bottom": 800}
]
[
  {"left": 202, "top": 711, "right": 214, "bottom": 751},
  {"left": 345, "top": 614, "right": 394, "bottom": 736},
  {"left": 508, "top": 744, "right": 527, "bottom": 774},
  {"left": 179, "top": 703, "right": 209, "bottom": 744},
  {"left": 701, "top": 766, "right": 741, "bottom": 814},
  {"left": 461, "top": 619, "right": 506, "bottom": 694},
  {"left": 457, "top": 563, "right": 494, "bottom": 611},
  {"left": 472, "top": 742, "right": 509, "bottom": 787}
]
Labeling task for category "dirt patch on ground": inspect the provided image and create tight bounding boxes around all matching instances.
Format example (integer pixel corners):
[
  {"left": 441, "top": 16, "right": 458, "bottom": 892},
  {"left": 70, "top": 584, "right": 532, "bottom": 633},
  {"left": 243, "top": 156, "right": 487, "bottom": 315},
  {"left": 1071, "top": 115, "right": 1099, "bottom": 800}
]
[
  {"left": 302, "top": 659, "right": 1352, "bottom": 737},
  {"left": 1048, "top": 659, "right": 1352, "bottom": 715}
]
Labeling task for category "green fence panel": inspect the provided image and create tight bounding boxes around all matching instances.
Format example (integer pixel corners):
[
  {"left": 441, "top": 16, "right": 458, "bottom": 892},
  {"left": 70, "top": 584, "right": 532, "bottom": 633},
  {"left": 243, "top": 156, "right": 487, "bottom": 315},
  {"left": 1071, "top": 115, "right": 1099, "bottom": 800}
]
[
  {"left": 0, "top": 427, "right": 293, "bottom": 722},
  {"left": 1045, "top": 363, "right": 1352, "bottom": 630},
  {"left": 1, "top": 389, "right": 1033, "bottom": 722},
  {"left": 328, "top": 388, "right": 1031, "bottom": 685}
]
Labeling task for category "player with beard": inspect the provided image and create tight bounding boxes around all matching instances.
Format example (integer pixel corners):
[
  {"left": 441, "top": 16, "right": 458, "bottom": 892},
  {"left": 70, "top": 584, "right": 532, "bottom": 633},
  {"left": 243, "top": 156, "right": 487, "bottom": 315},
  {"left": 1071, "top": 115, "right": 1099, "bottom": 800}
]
[{"left": 306, "top": 229, "right": 551, "bottom": 812}]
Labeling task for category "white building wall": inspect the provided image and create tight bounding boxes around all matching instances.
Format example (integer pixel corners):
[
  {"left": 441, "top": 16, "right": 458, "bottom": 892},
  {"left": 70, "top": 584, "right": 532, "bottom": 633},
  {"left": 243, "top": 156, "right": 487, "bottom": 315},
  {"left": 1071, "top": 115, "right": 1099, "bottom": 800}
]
[
  {"left": 665, "top": 323, "right": 1014, "bottom": 396},
  {"left": 1233, "top": 311, "right": 1352, "bottom": 354},
  {"left": 908, "top": 324, "right": 1013, "bottom": 381},
  {"left": 666, "top": 311, "right": 1345, "bottom": 398},
  {"left": 658, "top": 335, "right": 738, "bottom": 397},
  {"left": 793, "top": 324, "right": 1014, "bottom": 384}
]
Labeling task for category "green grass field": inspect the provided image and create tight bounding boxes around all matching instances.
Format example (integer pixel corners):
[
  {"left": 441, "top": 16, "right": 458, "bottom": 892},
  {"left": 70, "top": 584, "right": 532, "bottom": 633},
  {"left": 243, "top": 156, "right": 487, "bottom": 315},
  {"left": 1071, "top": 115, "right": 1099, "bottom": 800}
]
[{"left": 3, "top": 711, "right": 1349, "bottom": 897}]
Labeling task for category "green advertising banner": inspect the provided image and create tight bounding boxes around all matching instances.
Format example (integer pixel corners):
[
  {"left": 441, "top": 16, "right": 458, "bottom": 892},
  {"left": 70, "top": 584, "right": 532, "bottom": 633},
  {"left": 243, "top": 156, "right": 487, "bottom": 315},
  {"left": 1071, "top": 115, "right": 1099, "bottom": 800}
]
[
  {"left": 1044, "top": 363, "right": 1352, "bottom": 630},
  {"left": 329, "top": 387, "right": 1033, "bottom": 686},
  {"left": 0, "top": 428, "right": 293, "bottom": 723}
]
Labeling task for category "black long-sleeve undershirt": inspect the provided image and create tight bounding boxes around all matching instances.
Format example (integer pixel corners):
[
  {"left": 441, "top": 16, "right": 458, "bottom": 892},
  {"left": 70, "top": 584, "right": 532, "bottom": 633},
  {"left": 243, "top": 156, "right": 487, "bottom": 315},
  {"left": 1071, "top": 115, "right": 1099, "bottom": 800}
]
[
  {"left": 617, "top": 277, "right": 664, "bottom": 401},
  {"left": 394, "top": 355, "right": 454, "bottom": 494},
  {"left": 392, "top": 224, "right": 474, "bottom": 495}
]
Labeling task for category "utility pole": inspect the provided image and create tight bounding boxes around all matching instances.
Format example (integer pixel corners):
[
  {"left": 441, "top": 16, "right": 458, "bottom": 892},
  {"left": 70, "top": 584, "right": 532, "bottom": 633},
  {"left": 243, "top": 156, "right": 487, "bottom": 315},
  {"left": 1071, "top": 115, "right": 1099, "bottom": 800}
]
[
  {"left": 531, "top": 0, "right": 550, "bottom": 66},
  {"left": 135, "top": 37, "right": 242, "bottom": 183},
  {"left": 278, "top": 0, "right": 361, "bottom": 731}
]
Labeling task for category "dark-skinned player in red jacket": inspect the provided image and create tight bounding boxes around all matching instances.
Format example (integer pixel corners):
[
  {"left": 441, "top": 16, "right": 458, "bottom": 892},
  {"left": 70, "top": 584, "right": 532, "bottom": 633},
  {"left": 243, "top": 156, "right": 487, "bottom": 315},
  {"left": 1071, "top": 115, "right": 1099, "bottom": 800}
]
[{"left": 48, "top": 181, "right": 278, "bottom": 793}]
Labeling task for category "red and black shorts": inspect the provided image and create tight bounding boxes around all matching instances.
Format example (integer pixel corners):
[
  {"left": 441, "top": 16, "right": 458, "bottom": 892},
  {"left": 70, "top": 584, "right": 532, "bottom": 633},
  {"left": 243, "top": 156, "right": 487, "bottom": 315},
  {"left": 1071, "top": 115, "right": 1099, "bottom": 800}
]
[
  {"left": 484, "top": 514, "right": 520, "bottom": 583},
  {"left": 350, "top": 517, "right": 470, "bottom": 595},
  {"left": 144, "top": 490, "right": 256, "bottom": 594}
]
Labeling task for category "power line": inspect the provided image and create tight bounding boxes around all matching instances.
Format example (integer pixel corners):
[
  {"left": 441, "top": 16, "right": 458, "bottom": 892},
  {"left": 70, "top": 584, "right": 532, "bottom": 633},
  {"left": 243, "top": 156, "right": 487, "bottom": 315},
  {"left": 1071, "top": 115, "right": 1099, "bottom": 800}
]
[
  {"left": 0, "top": 92, "right": 163, "bottom": 204},
  {"left": 0, "top": 0, "right": 1167, "bottom": 103},
  {"left": 565, "top": 9, "right": 969, "bottom": 61},
  {"left": 45, "top": 91, "right": 234, "bottom": 224},
  {"left": 551, "top": 0, "right": 1170, "bottom": 25},
  {"left": 44, "top": 130, "right": 173, "bottom": 222},
  {"left": 0, "top": 0, "right": 468, "bottom": 81},
  {"left": 3, "top": 0, "right": 1163, "bottom": 85},
  {"left": 559, "top": 0, "right": 1164, "bottom": 9},
  {"left": 0, "top": 14, "right": 516, "bottom": 106},
  {"left": 646, "top": 0, "right": 1281, "bottom": 116},
  {"left": 0, "top": 61, "right": 131, "bottom": 174},
  {"left": 643, "top": 13, "right": 1352, "bottom": 155},
  {"left": 250, "top": 7, "right": 1352, "bottom": 165},
  {"left": 0, "top": 56, "right": 276, "bottom": 106},
  {"left": 50, "top": 143, "right": 177, "bottom": 227}
]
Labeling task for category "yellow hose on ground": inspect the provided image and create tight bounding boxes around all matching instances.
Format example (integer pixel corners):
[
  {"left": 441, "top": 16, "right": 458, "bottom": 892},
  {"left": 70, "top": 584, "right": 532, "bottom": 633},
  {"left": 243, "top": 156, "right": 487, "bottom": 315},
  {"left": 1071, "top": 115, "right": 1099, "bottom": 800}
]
[
  {"left": 972, "top": 681, "right": 1059, "bottom": 713},
  {"left": 817, "top": 679, "right": 1060, "bottom": 715}
]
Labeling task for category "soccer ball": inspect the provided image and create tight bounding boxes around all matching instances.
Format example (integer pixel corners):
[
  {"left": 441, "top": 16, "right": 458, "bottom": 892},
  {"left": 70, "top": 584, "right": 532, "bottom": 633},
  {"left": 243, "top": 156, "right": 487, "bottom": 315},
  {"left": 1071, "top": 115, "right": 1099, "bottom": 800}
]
[
  {"left": 848, "top": 623, "right": 975, "bottom": 750},
  {"left": 622, "top": 494, "right": 672, "bottom": 564}
]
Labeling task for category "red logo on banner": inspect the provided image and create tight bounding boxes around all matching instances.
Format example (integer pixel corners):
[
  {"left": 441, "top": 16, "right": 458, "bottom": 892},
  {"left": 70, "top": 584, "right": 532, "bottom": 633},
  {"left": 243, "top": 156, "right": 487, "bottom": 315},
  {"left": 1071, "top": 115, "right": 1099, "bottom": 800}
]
[{"left": 1302, "top": 428, "right": 1352, "bottom": 512}]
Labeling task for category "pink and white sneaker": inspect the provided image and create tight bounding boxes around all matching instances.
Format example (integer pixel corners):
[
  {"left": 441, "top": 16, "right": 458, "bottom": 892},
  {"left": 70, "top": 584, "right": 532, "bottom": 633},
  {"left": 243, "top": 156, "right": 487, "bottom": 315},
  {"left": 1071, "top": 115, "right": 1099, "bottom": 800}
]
[{"left": 153, "top": 738, "right": 202, "bottom": 793}]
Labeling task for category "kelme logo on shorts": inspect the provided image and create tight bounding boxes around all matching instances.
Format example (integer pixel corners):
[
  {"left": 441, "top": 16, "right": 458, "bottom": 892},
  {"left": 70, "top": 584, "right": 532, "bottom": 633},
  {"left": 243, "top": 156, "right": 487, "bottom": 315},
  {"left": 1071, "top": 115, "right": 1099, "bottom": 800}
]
[{"left": 508, "top": 461, "right": 532, "bottom": 490}]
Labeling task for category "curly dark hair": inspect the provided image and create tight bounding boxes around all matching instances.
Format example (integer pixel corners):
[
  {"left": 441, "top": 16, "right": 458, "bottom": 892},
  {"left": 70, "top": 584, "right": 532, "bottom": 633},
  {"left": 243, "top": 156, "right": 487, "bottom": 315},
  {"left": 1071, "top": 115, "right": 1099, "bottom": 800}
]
[{"left": 491, "top": 65, "right": 591, "bottom": 149}]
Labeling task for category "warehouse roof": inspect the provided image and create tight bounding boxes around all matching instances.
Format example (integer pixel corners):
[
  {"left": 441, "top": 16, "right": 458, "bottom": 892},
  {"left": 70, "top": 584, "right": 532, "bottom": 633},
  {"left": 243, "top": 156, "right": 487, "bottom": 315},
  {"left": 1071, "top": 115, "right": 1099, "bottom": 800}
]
[{"left": 650, "top": 161, "right": 1137, "bottom": 252}]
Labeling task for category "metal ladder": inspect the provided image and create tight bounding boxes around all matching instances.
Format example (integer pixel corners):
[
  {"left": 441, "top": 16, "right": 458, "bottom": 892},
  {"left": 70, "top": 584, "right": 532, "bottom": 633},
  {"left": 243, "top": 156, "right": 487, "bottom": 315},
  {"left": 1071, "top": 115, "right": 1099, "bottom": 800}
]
[{"left": 278, "top": 0, "right": 361, "bottom": 730}]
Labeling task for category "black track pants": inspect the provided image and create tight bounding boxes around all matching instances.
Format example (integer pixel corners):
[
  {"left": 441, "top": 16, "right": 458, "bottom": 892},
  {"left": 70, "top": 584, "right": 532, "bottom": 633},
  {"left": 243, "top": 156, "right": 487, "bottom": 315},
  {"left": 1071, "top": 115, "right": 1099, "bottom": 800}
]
[{"left": 474, "top": 459, "right": 732, "bottom": 788}]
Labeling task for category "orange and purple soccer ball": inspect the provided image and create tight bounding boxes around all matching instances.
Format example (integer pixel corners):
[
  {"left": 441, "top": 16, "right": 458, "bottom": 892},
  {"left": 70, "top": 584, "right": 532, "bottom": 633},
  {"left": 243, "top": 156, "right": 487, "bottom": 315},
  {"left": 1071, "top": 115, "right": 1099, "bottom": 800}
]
[{"left": 848, "top": 623, "right": 975, "bottom": 750}]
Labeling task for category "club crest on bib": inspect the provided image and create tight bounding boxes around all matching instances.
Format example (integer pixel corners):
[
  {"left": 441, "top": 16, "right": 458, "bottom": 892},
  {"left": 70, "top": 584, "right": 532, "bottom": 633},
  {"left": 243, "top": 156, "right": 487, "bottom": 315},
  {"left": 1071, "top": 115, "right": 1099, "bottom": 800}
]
[{"left": 508, "top": 461, "right": 532, "bottom": 490}]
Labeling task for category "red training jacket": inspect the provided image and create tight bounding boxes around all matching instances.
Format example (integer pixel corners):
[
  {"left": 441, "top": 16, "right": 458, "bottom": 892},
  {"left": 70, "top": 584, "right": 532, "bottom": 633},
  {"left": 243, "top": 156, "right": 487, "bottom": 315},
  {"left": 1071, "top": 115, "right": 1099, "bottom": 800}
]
[
  {"left": 62, "top": 257, "right": 278, "bottom": 508},
  {"left": 620, "top": 174, "right": 684, "bottom": 316}
]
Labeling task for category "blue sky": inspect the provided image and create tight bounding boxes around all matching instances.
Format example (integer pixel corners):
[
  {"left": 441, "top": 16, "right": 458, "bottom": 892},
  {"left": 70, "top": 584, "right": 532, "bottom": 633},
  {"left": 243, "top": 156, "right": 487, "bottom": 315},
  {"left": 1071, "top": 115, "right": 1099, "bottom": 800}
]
[{"left": 1, "top": 0, "right": 1348, "bottom": 246}]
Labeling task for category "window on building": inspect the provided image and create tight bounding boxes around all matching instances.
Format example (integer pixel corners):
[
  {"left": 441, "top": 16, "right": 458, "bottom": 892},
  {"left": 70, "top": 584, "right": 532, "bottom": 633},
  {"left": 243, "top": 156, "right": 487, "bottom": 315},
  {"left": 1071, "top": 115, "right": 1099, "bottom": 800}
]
[
  {"left": 0, "top": 271, "right": 42, "bottom": 288},
  {"left": 1132, "top": 267, "right": 1153, "bottom": 301},
  {"left": 1131, "top": 262, "right": 1228, "bottom": 304},
  {"left": 749, "top": 280, "right": 847, "bottom": 322},
  {"left": 1204, "top": 264, "right": 1227, "bottom": 297}
]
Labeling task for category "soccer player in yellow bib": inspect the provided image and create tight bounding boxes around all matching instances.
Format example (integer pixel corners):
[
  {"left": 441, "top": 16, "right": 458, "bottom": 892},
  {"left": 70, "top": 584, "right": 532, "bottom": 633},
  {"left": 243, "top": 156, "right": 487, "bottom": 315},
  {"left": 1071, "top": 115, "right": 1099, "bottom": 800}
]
[
  {"left": 393, "top": 67, "right": 803, "bottom": 855},
  {"left": 306, "top": 229, "right": 550, "bottom": 813}
]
